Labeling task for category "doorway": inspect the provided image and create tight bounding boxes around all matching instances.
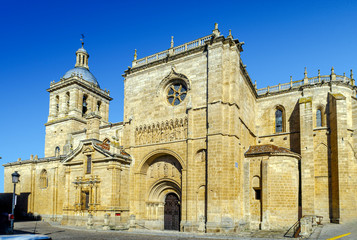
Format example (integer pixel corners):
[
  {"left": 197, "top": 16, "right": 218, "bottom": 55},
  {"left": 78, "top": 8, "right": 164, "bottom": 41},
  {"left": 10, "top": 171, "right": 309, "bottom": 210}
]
[
  {"left": 81, "top": 191, "right": 89, "bottom": 210},
  {"left": 164, "top": 193, "right": 180, "bottom": 230}
]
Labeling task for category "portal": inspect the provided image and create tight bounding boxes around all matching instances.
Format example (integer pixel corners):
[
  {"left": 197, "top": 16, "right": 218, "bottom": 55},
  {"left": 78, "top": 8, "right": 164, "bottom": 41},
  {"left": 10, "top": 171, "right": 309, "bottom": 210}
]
[{"left": 164, "top": 193, "right": 180, "bottom": 230}]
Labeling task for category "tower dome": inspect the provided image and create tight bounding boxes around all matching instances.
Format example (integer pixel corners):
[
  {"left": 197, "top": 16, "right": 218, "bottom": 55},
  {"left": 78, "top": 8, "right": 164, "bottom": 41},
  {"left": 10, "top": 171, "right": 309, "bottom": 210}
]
[{"left": 62, "top": 43, "right": 99, "bottom": 87}]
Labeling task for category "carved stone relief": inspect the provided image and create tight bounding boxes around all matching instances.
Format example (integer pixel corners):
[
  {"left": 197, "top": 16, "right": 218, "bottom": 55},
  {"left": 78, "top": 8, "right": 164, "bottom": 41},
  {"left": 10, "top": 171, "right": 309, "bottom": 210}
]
[
  {"left": 146, "top": 156, "right": 182, "bottom": 182},
  {"left": 135, "top": 117, "right": 188, "bottom": 145}
]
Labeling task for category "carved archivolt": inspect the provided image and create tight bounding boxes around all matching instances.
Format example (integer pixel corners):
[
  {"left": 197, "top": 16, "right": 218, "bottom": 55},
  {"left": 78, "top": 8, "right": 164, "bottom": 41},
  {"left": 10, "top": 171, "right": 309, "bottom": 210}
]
[{"left": 135, "top": 117, "right": 188, "bottom": 145}]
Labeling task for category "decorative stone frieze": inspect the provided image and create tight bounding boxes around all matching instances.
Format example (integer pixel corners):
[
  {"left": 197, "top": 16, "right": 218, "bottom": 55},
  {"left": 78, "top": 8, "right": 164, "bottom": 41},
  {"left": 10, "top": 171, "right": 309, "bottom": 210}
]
[{"left": 135, "top": 117, "right": 188, "bottom": 145}]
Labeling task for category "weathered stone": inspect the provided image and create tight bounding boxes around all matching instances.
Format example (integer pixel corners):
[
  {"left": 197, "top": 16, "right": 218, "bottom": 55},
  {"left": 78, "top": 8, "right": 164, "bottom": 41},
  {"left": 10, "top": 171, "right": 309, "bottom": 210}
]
[{"left": 3, "top": 25, "right": 357, "bottom": 235}]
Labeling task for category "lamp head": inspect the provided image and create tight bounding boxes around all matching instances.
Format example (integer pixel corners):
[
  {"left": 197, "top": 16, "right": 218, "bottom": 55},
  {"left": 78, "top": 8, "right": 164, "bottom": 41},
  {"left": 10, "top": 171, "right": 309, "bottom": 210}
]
[{"left": 11, "top": 171, "right": 20, "bottom": 184}]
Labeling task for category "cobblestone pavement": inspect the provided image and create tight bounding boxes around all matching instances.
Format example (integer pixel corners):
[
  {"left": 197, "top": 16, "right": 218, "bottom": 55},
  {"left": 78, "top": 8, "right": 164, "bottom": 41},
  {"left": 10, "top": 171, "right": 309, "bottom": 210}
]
[
  {"left": 308, "top": 219, "right": 357, "bottom": 240},
  {"left": 4, "top": 221, "right": 293, "bottom": 240}
]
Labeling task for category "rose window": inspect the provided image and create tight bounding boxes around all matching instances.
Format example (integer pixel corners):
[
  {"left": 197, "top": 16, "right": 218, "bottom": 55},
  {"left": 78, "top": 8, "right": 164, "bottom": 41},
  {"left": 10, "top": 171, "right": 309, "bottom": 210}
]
[{"left": 167, "top": 83, "right": 187, "bottom": 106}]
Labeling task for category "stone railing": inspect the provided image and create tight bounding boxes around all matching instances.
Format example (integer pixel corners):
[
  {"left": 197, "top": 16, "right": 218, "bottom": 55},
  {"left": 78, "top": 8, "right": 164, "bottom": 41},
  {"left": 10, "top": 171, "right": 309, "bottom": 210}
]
[
  {"left": 257, "top": 72, "right": 354, "bottom": 96},
  {"left": 132, "top": 35, "right": 212, "bottom": 67}
]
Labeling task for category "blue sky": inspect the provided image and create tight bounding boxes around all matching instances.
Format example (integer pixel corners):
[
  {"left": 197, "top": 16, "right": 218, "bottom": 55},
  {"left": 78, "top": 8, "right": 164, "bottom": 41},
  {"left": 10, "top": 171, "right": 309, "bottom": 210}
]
[{"left": 1, "top": 0, "right": 357, "bottom": 192}]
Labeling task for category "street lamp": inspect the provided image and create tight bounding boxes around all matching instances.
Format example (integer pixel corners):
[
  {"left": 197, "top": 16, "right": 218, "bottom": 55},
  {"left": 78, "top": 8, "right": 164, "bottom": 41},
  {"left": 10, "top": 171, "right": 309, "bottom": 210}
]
[{"left": 10, "top": 171, "right": 20, "bottom": 234}]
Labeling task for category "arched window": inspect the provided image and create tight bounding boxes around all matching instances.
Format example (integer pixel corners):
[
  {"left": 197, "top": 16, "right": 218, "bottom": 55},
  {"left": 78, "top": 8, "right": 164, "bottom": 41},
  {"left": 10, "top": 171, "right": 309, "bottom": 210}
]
[
  {"left": 97, "top": 101, "right": 101, "bottom": 112},
  {"left": 82, "top": 95, "right": 88, "bottom": 115},
  {"left": 40, "top": 169, "right": 48, "bottom": 189},
  {"left": 275, "top": 108, "right": 284, "bottom": 133},
  {"left": 252, "top": 176, "right": 261, "bottom": 200},
  {"left": 55, "top": 146, "right": 60, "bottom": 157},
  {"left": 316, "top": 109, "right": 322, "bottom": 127}
]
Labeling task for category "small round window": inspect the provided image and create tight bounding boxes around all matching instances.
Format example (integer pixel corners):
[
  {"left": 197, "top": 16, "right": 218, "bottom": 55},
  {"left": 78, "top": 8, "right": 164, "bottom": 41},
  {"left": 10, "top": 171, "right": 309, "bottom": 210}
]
[{"left": 167, "top": 83, "right": 187, "bottom": 106}]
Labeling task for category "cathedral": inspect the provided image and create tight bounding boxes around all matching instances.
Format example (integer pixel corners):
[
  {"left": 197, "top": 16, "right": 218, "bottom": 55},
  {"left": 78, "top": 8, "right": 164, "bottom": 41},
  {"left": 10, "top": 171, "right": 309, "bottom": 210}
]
[{"left": 3, "top": 24, "right": 357, "bottom": 233}]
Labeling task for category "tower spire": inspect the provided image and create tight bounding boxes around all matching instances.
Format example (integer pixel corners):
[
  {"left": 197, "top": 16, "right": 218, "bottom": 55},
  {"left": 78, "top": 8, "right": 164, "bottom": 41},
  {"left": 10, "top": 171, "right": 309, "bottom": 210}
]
[{"left": 75, "top": 34, "right": 89, "bottom": 70}]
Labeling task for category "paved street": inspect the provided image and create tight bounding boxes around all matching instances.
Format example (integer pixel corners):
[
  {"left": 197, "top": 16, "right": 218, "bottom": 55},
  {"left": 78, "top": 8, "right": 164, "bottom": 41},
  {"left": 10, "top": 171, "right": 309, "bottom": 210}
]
[
  {"left": 5, "top": 221, "right": 289, "bottom": 240},
  {"left": 1, "top": 220, "right": 356, "bottom": 240}
]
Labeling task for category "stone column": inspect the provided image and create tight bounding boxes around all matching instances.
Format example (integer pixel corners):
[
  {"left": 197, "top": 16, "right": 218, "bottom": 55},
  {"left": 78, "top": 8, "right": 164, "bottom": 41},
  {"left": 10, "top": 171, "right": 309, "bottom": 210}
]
[
  {"left": 78, "top": 91, "right": 83, "bottom": 113},
  {"left": 92, "top": 97, "right": 96, "bottom": 114},
  {"left": 48, "top": 95, "right": 57, "bottom": 121},
  {"left": 64, "top": 168, "right": 70, "bottom": 209},
  {"left": 69, "top": 88, "right": 79, "bottom": 117},
  {"left": 93, "top": 183, "right": 98, "bottom": 206},
  {"left": 243, "top": 157, "right": 251, "bottom": 225},
  {"left": 108, "top": 165, "right": 121, "bottom": 207},
  {"left": 181, "top": 169, "right": 187, "bottom": 223},
  {"left": 104, "top": 103, "right": 109, "bottom": 122},
  {"left": 299, "top": 96, "right": 315, "bottom": 216},
  {"left": 100, "top": 101, "right": 105, "bottom": 119},
  {"left": 58, "top": 92, "right": 67, "bottom": 118}
]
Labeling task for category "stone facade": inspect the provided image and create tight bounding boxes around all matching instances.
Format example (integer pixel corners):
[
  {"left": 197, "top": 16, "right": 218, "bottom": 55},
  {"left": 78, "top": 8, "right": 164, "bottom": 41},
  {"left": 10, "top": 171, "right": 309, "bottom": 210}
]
[{"left": 4, "top": 24, "right": 357, "bottom": 233}]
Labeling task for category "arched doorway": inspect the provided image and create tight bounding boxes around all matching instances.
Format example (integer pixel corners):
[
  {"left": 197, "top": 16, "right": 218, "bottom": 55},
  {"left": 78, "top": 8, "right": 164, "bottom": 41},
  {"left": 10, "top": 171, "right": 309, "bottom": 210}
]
[
  {"left": 138, "top": 150, "right": 184, "bottom": 230},
  {"left": 164, "top": 193, "right": 180, "bottom": 230}
]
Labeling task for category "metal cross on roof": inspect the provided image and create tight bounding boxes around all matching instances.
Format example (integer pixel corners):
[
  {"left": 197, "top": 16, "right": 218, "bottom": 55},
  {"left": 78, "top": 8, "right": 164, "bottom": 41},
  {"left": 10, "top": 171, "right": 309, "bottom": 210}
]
[{"left": 80, "top": 34, "right": 85, "bottom": 47}]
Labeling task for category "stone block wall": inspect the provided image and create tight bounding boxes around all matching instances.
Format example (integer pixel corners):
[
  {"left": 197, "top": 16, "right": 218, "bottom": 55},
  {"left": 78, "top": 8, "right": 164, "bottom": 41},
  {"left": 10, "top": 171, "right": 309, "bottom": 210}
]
[{"left": 244, "top": 146, "right": 299, "bottom": 230}]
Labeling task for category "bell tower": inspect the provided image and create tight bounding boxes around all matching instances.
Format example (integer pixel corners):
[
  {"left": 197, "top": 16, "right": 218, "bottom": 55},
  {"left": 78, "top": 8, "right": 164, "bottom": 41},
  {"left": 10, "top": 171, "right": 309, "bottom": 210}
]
[{"left": 44, "top": 42, "right": 112, "bottom": 157}]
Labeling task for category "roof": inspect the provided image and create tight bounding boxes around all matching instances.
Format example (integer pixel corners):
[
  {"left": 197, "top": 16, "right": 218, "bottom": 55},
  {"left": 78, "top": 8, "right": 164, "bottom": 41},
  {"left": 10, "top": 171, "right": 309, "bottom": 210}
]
[
  {"left": 245, "top": 144, "right": 299, "bottom": 157},
  {"left": 62, "top": 66, "right": 99, "bottom": 87},
  {"left": 76, "top": 47, "right": 87, "bottom": 54}
]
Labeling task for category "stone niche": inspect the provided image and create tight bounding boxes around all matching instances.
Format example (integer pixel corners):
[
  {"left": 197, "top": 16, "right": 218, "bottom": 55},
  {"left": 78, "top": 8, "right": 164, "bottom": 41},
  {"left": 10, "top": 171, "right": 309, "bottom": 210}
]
[{"left": 244, "top": 144, "right": 300, "bottom": 230}]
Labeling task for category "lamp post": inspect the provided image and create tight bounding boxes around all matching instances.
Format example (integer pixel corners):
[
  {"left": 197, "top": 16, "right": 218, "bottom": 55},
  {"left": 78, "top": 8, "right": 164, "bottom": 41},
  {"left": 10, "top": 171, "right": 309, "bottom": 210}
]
[{"left": 10, "top": 171, "right": 20, "bottom": 234}]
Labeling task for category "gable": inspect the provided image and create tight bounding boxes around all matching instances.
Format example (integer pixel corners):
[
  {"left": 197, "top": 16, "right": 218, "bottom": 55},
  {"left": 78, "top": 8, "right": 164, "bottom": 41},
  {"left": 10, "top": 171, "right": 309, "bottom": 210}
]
[{"left": 62, "top": 140, "right": 108, "bottom": 165}]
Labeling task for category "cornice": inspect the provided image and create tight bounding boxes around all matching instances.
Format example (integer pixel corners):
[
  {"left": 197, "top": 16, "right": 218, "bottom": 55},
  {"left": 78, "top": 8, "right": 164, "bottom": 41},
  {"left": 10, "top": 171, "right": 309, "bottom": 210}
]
[
  {"left": 3, "top": 156, "right": 64, "bottom": 167},
  {"left": 47, "top": 78, "right": 113, "bottom": 101},
  {"left": 45, "top": 116, "right": 87, "bottom": 126}
]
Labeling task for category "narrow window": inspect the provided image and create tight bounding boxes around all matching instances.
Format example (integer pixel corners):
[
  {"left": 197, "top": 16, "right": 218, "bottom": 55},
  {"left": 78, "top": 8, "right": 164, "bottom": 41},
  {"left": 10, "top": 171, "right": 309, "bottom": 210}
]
[
  {"left": 86, "top": 155, "right": 92, "bottom": 174},
  {"left": 97, "top": 101, "right": 101, "bottom": 112},
  {"left": 252, "top": 176, "right": 261, "bottom": 200},
  {"left": 85, "top": 192, "right": 89, "bottom": 209},
  {"left": 56, "top": 95, "right": 59, "bottom": 115},
  {"left": 254, "top": 188, "right": 261, "bottom": 200},
  {"left": 316, "top": 109, "right": 322, "bottom": 127},
  {"left": 66, "top": 92, "right": 70, "bottom": 110},
  {"left": 40, "top": 169, "right": 48, "bottom": 189},
  {"left": 275, "top": 109, "right": 283, "bottom": 133},
  {"left": 55, "top": 146, "right": 60, "bottom": 157},
  {"left": 82, "top": 95, "right": 88, "bottom": 115}
]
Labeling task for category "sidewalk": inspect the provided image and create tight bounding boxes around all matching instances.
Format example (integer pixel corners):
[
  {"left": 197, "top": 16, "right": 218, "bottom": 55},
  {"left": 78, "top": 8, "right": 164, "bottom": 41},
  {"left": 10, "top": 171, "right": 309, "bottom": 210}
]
[
  {"left": 308, "top": 220, "right": 357, "bottom": 240},
  {"left": 10, "top": 220, "right": 357, "bottom": 240},
  {"left": 10, "top": 221, "right": 298, "bottom": 240}
]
